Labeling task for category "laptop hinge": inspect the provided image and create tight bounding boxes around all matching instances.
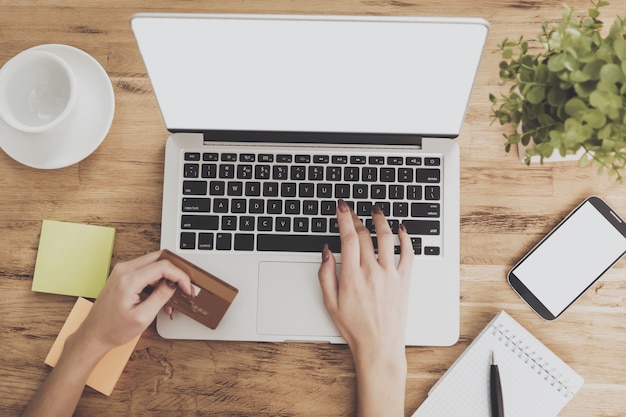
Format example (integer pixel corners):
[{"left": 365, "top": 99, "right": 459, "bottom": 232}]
[{"left": 199, "top": 130, "right": 424, "bottom": 146}]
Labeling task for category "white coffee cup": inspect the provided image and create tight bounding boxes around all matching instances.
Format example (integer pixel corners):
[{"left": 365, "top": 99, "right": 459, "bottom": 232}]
[{"left": 0, "top": 49, "right": 77, "bottom": 134}]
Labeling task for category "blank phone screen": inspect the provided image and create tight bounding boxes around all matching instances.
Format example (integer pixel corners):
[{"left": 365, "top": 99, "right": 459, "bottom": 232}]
[{"left": 512, "top": 201, "right": 626, "bottom": 317}]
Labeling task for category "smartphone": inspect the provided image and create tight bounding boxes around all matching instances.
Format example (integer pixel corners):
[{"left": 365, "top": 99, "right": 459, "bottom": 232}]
[{"left": 508, "top": 196, "right": 626, "bottom": 320}]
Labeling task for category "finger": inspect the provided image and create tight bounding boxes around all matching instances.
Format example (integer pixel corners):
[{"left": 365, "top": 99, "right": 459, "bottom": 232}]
[
  {"left": 136, "top": 278, "right": 178, "bottom": 321},
  {"left": 371, "top": 204, "right": 395, "bottom": 268},
  {"left": 115, "top": 250, "right": 162, "bottom": 274},
  {"left": 350, "top": 208, "right": 376, "bottom": 266},
  {"left": 317, "top": 244, "right": 338, "bottom": 314},
  {"left": 128, "top": 259, "right": 192, "bottom": 297},
  {"left": 396, "top": 223, "right": 415, "bottom": 278},
  {"left": 336, "top": 199, "right": 360, "bottom": 270}
]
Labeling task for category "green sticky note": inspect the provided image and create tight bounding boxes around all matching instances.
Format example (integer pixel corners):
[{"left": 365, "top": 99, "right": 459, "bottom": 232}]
[{"left": 32, "top": 220, "right": 116, "bottom": 298}]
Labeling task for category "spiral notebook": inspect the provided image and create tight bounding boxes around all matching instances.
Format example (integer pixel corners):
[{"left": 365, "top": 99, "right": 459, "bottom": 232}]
[{"left": 412, "top": 311, "right": 584, "bottom": 417}]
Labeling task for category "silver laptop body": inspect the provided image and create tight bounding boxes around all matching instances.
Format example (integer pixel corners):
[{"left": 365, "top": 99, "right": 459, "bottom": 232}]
[{"left": 131, "top": 14, "right": 488, "bottom": 346}]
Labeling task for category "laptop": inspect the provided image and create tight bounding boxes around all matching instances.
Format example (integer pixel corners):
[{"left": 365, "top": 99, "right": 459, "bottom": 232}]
[{"left": 131, "top": 14, "right": 488, "bottom": 346}]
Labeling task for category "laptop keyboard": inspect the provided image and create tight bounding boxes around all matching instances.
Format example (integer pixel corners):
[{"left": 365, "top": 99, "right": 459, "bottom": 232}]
[{"left": 178, "top": 149, "right": 442, "bottom": 255}]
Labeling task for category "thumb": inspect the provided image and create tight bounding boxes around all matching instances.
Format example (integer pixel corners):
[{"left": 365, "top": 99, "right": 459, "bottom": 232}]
[
  {"left": 318, "top": 244, "right": 338, "bottom": 314},
  {"left": 136, "top": 279, "right": 177, "bottom": 323}
]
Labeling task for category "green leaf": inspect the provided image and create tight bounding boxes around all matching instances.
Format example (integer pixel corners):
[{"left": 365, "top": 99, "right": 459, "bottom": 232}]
[
  {"left": 547, "top": 86, "right": 569, "bottom": 106},
  {"left": 564, "top": 97, "right": 587, "bottom": 116},
  {"left": 582, "top": 109, "right": 607, "bottom": 128},
  {"left": 583, "top": 59, "right": 605, "bottom": 80},
  {"left": 600, "top": 63, "right": 624, "bottom": 84},
  {"left": 526, "top": 85, "right": 546, "bottom": 104},
  {"left": 615, "top": 38, "right": 626, "bottom": 61},
  {"left": 548, "top": 53, "right": 566, "bottom": 72}
]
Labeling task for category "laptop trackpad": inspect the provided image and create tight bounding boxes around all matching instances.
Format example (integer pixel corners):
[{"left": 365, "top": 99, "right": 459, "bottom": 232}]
[{"left": 257, "top": 261, "right": 340, "bottom": 338}]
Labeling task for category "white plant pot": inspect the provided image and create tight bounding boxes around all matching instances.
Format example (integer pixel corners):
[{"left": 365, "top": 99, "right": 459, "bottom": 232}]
[{"left": 517, "top": 142, "right": 587, "bottom": 163}]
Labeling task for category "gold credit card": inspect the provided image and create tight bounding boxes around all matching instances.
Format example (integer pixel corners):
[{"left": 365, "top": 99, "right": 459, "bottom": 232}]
[{"left": 155, "top": 249, "right": 238, "bottom": 329}]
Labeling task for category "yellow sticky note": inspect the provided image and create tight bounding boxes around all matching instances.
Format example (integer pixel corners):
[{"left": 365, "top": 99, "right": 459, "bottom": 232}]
[
  {"left": 45, "top": 297, "right": 141, "bottom": 396},
  {"left": 32, "top": 220, "right": 115, "bottom": 298}
]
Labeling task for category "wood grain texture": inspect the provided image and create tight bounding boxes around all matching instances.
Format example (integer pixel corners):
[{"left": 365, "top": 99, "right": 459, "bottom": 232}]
[{"left": 1, "top": 1, "right": 625, "bottom": 416}]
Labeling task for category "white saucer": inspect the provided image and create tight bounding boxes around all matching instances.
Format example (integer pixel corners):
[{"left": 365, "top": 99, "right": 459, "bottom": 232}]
[{"left": 0, "top": 44, "right": 114, "bottom": 169}]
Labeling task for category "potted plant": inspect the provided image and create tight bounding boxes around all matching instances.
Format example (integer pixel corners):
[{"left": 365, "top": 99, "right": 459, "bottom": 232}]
[{"left": 490, "top": 1, "right": 626, "bottom": 181}]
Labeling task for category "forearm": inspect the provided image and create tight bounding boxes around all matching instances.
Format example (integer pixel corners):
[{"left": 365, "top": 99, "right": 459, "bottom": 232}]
[
  {"left": 22, "top": 330, "right": 110, "bottom": 417},
  {"left": 354, "top": 349, "right": 407, "bottom": 417}
]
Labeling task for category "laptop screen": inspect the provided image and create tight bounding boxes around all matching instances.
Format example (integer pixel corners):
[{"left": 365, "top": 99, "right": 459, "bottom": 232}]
[{"left": 131, "top": 14, "right": 488, "bottom": 138}]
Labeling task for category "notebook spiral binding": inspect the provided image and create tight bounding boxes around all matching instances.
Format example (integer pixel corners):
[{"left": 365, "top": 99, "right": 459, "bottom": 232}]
[{"left": 490, "top": 323, "right": 577, "bottom": 399}]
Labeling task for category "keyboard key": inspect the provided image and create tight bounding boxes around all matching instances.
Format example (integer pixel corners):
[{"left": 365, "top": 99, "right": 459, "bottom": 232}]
[
  {"left": 245, "top": 182, "right": 261, "bottom": 196},
  {"left": 393, "top": 202, "right": 409, "bottom": 217},
  {"left": 317, "top": 184, "right": 332, "bottom": 198},
  {"left": 380, "top": 168, "right": 395, "bottom": 182},
  {"left": 285, "top": 200, "right": 300, "bottom": 214},
  {"left": 208, "top": 181, "right": 225, "bottom": 195},
  {"left": 411, "top": 237, "right": 422, "bottom": 254},
  {"left": 350, "top": 156, "right": 366, "bottom": 164},
  {"left": 234, "top": 234, "right": 254, "bottom": 251},
  {"left": 180, "top": 232, "right": 196, "bottom": 249},
  {"left": 295, "top": 155, "right": 311, "bottom": 163},
  {"left": 275, "top": 217, "right": 291, "bottom": 232},
  {"left": 222, "top": 216, "right": 237, "bottom": 230},
  {"left": 182, "top": 198, "right": 210, "bottom": 212},
  {"left": 407, "top": 185, "right": 422, "bottom": 200},
  {"left": 200, "top": 199, "right": 222, "bottom": 213},
  {"left": 216, "top": 233, "right": 232, "bottom": 250},
  {"left": 398, "top": 168, "right": 414, "bottom": 182},
  {"left": 258, "top": 217, "right": 273, "bottom": 231},
  {"left": 335, "top": 184, "right": 350, "bottom": 198},
  {"left": 387, "top": 156, "right": 403, "bottom": 165},
  {"left": 425, "top": 246, "right": 440, "bottom": 255},
  {"left": 353, "top": 184, "right": 368, "bottom": 199},
  {"left": 294, "top": 218, "right": 309, "bottom": 232},
  {"left": 326, "top": 166, "right": 342, "bottom": 181},
  {"left": 299, "top": 183, "right": 315, "bottom": 197},
  {"left": 303, "top": 200, "right": 319, "bottom": 215},
  {"left": 281, "top": 182, "right": 297, "bottom": 197},
  {"left": 357, "top": 201, "right": 372, "bottom": 216},
  {"left": 249, "top": 199, "right": 264, "bottom": 213},
  {"left": 308, "top": 166, "right": 324, "bottom": 180},
  {"left": 425, "top": 186, "right": 441, "bottom": 200},
  {"left": 389, "top": 185, "right": 404, "bottom": 199},
  {"left": 362, "top": 167, "right": 377, "bottom": 182},
  {"left": 276, "top": 154, "right": 292, "bottom": 163},
  {"left": 198, "top": 233, "right": 214, "bottom": 250},
  {"left": 202, "top": 153, "right": 218, "bottom": 161},
  {"left": 257, "top": 234, "right": 341, "bottom": 252},
  {"left": 231, "top": 199, "right": 246, "bottom": 213},
  {"left": 402, "top": 220, "right": 440, "bottom": 235},
  {"left": 239, "top": 216, "right": 254, "bottom": 231},
  {"left": 184, "top": 163, "right": 199, "bottom": 178},
  {"left": 221, "top": 153, "right": 237, "bottom": 161},
  {"left": 332, "top": 155, "right": 348, "bottom": 164},
  {"left": 291, "top": 166, "right": 306, "bottom": 180},
  {"left": 181, "top": 215, "right": 218, "bottom": 230},
  {"left": 411, "top": 203, "right": 440, "bottom": 217},
  {"left": 237, "top": 165, "right": 253, "bottom": 179},
  {"left": 184, "top": 152, "right": 201, "bottom": 161},
  {"left": 371, "top": 184, "right": 386, "bottom": 199},
  {"left": 311, "top": 218, "right": 327, "bottom": 232},
  {"left": 240, "top": 154, "right": 255, "bottom": 162},
  {"left": 255, "top": 165, "right": 271, "bottom": 179},
  {"left": 425, "top": 157, "right": 441, "bottom": 166},
  {"left": 267, "top": 200, "right": 283, "bottom": 214},
  {"left": 219, "top": 164, "right": 235, "bottom": 178},
  {"left": 259, "top": 154, "right": 274, "bottom": 162},
  {"left": 321, "top": 200, "right": 336, "bottom": 215},
  {"left": 273, "top": 165, "right": 288, "bottom": 180},
  {"left": 263, "top": 182, "right": 279, "bottom": 197},
  {"left": 406, "top": 156, "right": 422, "bottom": 165},
  {"left": 313, "top": 155, "right": 329, "bottom": 163},
  {"left": 202, "top": 164, "right": 217, "bottom": 178},
  {"left": 227, "top": 181, "right": 243, "bottom": 196},
  {"left": 416, "top": 168, "right": 441, "bottom": 183},
  {"left": 369, "top": 156, "right": 385, "bottom": 165},
  {"left": 344, "top": 167, "right": 359, "bottom": 181},
  {"left": 183, "top": 181, "right": 207, "bottom": 195}
]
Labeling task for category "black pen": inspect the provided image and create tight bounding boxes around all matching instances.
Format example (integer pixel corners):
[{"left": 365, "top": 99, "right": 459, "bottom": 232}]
[{"left": 490, "top": 351, "right": 505, "bottom": 417}]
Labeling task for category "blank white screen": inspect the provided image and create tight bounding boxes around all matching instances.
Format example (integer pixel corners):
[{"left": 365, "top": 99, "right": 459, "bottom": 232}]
[
  {"left": 513, "top": 201, "right": 626, "bottom": 316},
  {"left": 132, "top": 15, "right": 488, "bottom": 135}
]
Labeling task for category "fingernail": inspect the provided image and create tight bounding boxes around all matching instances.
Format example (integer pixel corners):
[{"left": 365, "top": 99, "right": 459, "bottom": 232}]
[
  {"left": 321, "top": 243, "right": 330, "bottom": 263},
  {"left": 399, "top": 223, "right": 407, "bottom": 233},
  {"left": 166, "top": 279, "right": 177, "bottom": 289},
  {"left": 338, "top": 198, "right": 349, "bottom": 212},
  {"left": 372, "top": 204, "right": 382, "bottom": 214},
  {"left": 169, "top": 309, "right": 174, "bottom": 320}
]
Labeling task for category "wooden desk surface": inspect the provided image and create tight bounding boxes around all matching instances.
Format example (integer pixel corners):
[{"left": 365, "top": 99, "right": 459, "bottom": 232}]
[{"left": 1, "top": 1, "right": 625, "bottom": 416}]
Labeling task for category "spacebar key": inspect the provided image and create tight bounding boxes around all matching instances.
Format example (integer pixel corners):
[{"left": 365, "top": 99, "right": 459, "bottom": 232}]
[{"left": 257, "top": 234, "right": 341, "bottom": 253}]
